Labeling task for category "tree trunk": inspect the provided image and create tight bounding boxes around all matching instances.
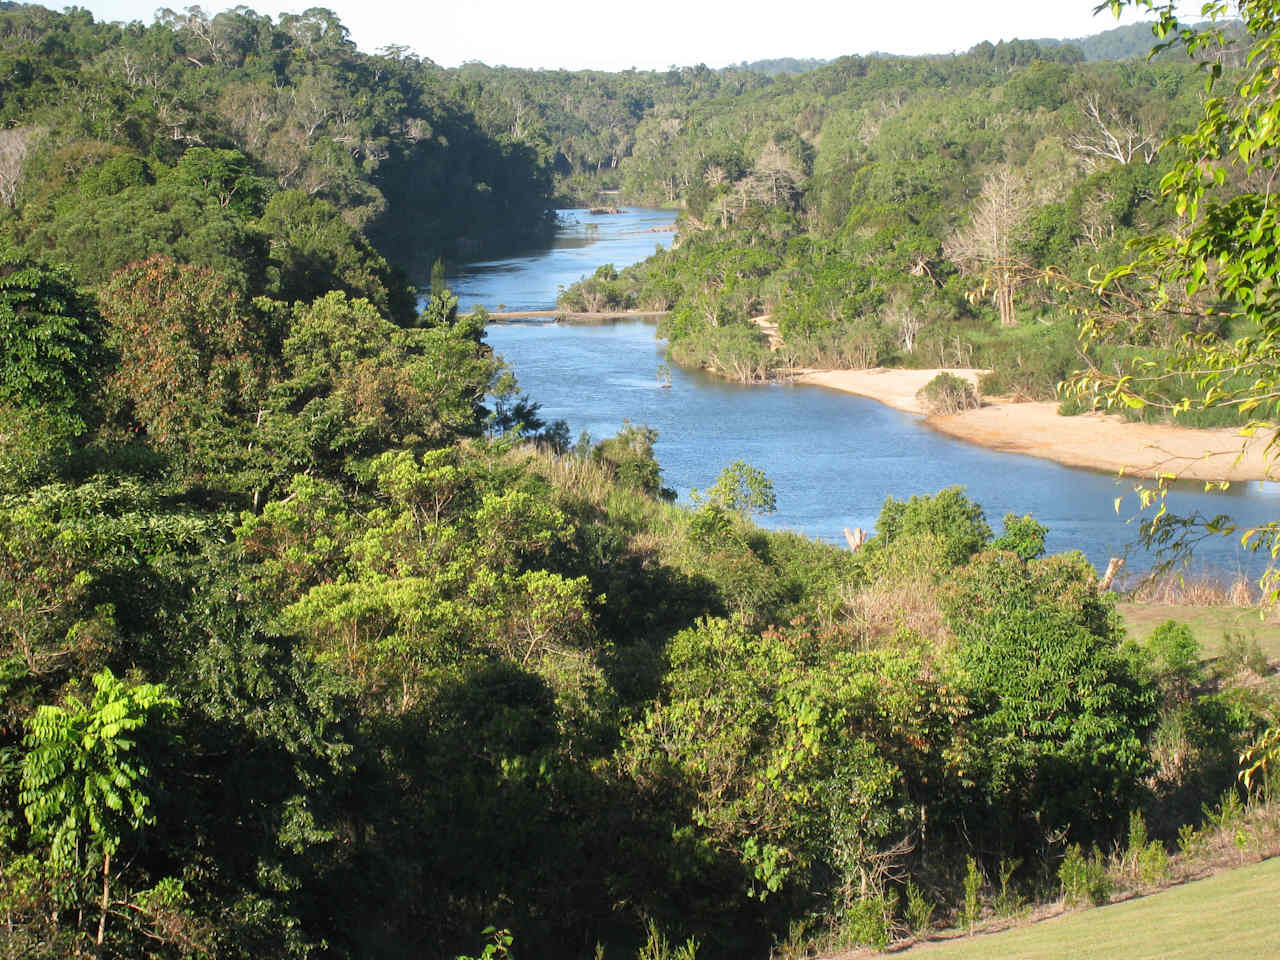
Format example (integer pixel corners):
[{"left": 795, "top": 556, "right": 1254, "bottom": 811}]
[{"left": 96, "top": 851, "right": 109, "bottom": 958}]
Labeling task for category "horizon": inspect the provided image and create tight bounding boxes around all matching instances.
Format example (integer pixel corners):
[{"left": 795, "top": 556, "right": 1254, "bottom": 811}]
[{"left": 63, "top": 0, "right": 1186, "bottom": 72}]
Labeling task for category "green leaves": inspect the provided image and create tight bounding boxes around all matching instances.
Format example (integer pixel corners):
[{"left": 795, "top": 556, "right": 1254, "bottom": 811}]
[
  {"left": 1075, "top": 1, "right": 1280, "bottom": 603},
  {"left": 20, "top": 667, "right": 176, "bottom": 873},
  {"left": 0, "top": 247, "right": 103, "bottom": 429}
]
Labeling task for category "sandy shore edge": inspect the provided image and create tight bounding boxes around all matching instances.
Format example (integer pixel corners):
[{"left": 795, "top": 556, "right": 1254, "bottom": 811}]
[{"left": 793, "top": 367, "right": 1278, "bottom": 483}]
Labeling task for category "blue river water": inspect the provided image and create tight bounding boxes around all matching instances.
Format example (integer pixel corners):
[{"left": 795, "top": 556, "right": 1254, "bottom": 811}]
[{"left": 448, "top": 208, "right": 1280, "bottom": 578}]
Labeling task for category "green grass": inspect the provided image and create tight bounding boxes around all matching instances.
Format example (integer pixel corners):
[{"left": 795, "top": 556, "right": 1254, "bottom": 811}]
[
  {"left": 1117, "top": 602, "right": 1280, "bottom": 661},
  {"left": 898, "top": 857, "right": 1280, "bottom": 959}
]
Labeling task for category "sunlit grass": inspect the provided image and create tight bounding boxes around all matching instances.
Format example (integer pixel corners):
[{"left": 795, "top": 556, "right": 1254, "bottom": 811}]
[{"left": 891, "top": 857, "right": 1280, "bottom": 960}]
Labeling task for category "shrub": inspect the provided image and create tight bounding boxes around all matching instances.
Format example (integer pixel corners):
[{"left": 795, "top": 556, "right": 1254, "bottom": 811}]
[
  {"left": 989, "top": 513, "right": 1047, "bottom": 561},
  {"left": 1059, "top": 844, "right": 1112, "bottom": 907},
  {"left": 961, "top": 856, "right": 983, "bottom": 933},
  {"left": 1125, "top": 811, "right": 1170, "bottom": 886},
  {"left": 870, "top": 487, "right": 992, "bottom": 572},
  {"left": 845, "top": 892, "right": 897, "bottom": 951},
  {"left": 590, "top": 423, "right": 675, "bottom": 500},
  {"left": 904, "top": 880, "right": 934, "bottom": 938},
  {"left": 1218, "top": 631, "right": 1268, "bottom": 677},
  {"left": 993, "top": 858, "right": 1024, "bottom": 917},
  {"left": 1147, "top": 620, "right": 1203, "bottom": 695},
  {"left": 945, "top": 549, "right": 1157, "bottom": 843},
  {"left": 916, "top": 372, "right": 980, "bottom": 415}
]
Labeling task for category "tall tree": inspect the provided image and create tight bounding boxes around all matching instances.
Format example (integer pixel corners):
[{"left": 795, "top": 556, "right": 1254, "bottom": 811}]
[{"left": 945, "top": 165, "right": 1034, "bottom": 327}]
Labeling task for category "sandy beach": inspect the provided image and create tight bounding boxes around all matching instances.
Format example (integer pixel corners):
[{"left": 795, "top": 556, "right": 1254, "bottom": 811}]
[{"left": 794, "top": 367, "right": 1279, "bottom": 483}]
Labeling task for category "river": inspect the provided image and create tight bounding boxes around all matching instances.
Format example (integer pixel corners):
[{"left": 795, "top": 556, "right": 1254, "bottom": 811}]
[{"left": 448, "top": 207, "right": 1280, "bottom": 579}]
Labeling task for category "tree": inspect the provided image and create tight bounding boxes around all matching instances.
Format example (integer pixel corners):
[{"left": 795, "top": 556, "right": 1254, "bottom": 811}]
[
  {"left": 1074, "top": 0, "right": 1280, "bottom": 785},
  {"left": 257, "top": 190, "right": 416, "bottom": 326},
  {"left": 0, "top": 126, "right": 36, "bottom": 209},
  {"left": 1073, "top": 0, "right": 1280, "bottom": 588},
  {"left": 263, "top": 290, "right": 497, "bottom": 479},
  {"left": 20, "top": 668, "right": 178, "bottom": 955},
  {"left": 101, "top": 255, "right": 267, "bottom": 483},
  {"left": 1068, "top": 92, "right": 1160, "bottom": 170},
  {"left": 0, "top": 247, "right": 102, "bottom": 429},
  {"left": 945, "top": 165, "right": 1034, "bottom": 327}
]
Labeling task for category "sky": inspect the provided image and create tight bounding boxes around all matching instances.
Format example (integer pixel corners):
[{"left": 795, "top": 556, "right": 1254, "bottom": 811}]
[{"left": 70, "top": 0, "right": 1173, "bottom": 71}]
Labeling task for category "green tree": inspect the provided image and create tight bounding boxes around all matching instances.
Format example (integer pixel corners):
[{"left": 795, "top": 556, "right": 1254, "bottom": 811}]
[
  {"left": 1074, "top": 1, "right": 1280, "bottom": 788},
  {"left": 101, "top": 255, "right": 269, "bottom": 492},
  {"left": 0, "top": 246, "right": 102, "bottom": 428},
  {"left": 263, "top": 290, "right": 497, "bottom": 481},
  {"left": 1075, "top": 1, "right": 1280, "bottom": 583},
  {"left": 257, "top": 190, "right": 416, "bottom": 325},
  {"left": 19, "top": 668, "right": 177, "bottom": 954},
  {"left": 945, "top": 549, "right": 1158, "bottom": 841}
]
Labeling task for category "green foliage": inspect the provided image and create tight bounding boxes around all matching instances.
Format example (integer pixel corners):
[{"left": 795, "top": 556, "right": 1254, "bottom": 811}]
[
  {"left": 171, "top": 146, "right": 271, "bottom": 217},
  {"left": 589, "top": 423, "right": 673, "bottom": 500},
  {"left": 870, "top": 487, "right": 992, "bottom": 572},
  {"left": 625, "top": 616, "right": 960, "bottom": 923},
  {"left": 635, "top": 920, "right": 700, "bottom": 960},
  {"left": 989, "top": 513, "right": 1048, "bottom": 561},
  {"left": 693, "top": 460, "right": 776, "bottom": 518},
  {"left": 0, "top": 246, "right": 102, "bottom": 428},
  {"left": 258, "top": 190, "right": 416, "bottom": 325},
  {"left": 1146, "top": 619, "right": 1203, "bottom": 695},
  {"left": 1059, "top": 844, "right": 1113, "bottom": 908},
  {"left": 903, "top": 879, "right": 934, "bottom": 938},
  {"left": 961, "top": 856, "right": 983, "bottom": 933},
  {"left": 916, "top": 372, "right": 979, "bottom": 415},
  {"left": 21, "top": 667, "right": 176, "bottom": 871},
  {"left": 844, "top": 891, "right": 897, "bottom": 951},
  {"left": 993, "top": 858, "right": 1024, "bottom": 917},
  {"left": 265, "top": 291, "right": 496, "bottom": 479},
  {"left": 0, "top": 476, "right": 219, "bottom": 708},
  {"left": 946, "top": 549, "right": 1157, "bottom": 840},
  {"left": 1125, "top": 811, "right": 1171, "bottom": 886},
  {"left": 456, "top": 926, "right": 514, "bottom": 960}
]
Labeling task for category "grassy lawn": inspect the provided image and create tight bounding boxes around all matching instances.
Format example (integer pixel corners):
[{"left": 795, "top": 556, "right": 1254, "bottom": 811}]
[
  {"left": 897, "top": 857, "right": 1280, "bottom": 959},
  {"left": 1117, "top": 601, "right": 1280, "bottom": 661}
]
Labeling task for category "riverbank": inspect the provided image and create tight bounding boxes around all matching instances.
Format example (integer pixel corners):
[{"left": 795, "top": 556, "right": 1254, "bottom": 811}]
[{"left": 795, "top": 367, "right": 1278, "bottom": 483}]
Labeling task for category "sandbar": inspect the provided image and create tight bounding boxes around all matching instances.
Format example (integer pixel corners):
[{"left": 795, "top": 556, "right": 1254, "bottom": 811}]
[{"left": 794, "top": 367, "right": 1279, "bottom": 483}]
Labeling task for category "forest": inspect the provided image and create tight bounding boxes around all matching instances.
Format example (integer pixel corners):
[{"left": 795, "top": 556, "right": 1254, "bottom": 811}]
[
  {"left": 556, "top": 31, "right": 1253, "bottom": 429},
  {"left": 1, "top": 1, "right": 1279, "bottom": 958}
]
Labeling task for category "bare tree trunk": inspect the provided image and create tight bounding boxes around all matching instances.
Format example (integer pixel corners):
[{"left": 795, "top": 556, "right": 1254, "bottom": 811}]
[{"left": 96, "top": 852, "right": 109, "bottom": 958}]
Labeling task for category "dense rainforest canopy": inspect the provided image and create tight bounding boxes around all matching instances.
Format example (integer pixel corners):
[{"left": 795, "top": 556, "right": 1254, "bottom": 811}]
[{"left": 0, "top": 2, "right": 1276, "bottom": 958}]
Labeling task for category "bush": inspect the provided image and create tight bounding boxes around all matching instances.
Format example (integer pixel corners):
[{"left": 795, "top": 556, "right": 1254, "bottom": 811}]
[
  {"left": 845, "top": 892, "right": 897, "bottom": 951},
  {"left": 916, "top": 372, "right": 979, "bottom": 415},
  {"left": 1125, "top": 811, "right": 1170, "bottom": 886},
  {"left": 1218, "top": 631, "right": 1268, "bottom": 677},
  {"left": 1059, "top": 844, "right": 1112, "bottom": 907},
  {"left": 870, "top": 487, "right": 992, "bottom": 572},
  {"left": 590, "top": 423, "right": 675, "bottom": 500},
  {"left": 1146, "top": 620, "right": 1203, "bottom": 695},
  {"left": 904, "top": 880, "right": 934, "bottom": 938},
  {"left": 961, "top": 856, "right": 983, "bottom": 933}
]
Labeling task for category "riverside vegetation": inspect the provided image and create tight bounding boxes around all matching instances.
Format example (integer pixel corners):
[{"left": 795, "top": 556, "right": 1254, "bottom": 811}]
[
  {"left": 1, "top": 2, "right": 1279, "bottom": 959},
  {"left": 555, "top": 12, "right": 1258, "bottom": 433}
]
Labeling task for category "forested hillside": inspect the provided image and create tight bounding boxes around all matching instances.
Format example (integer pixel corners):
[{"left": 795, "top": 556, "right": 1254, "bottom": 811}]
[
  {"left": 1, "top": 3, "right": 1278, "bottom": 959},
  {"left": 555, "top": 39, "right": 1222, "bottom": 415},
  {"left": 0, "top": 3, "right": 557, "bottom": 284}
]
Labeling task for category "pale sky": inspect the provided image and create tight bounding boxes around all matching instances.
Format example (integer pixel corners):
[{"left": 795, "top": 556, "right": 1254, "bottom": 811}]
[{"left": 69, "top": 1, "right": 1175, "bottom": 71}]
